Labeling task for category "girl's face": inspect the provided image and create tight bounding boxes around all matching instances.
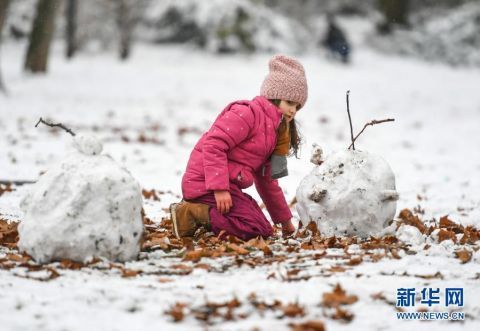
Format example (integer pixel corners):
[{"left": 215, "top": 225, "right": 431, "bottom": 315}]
[{"left": 278, "top": 100, "right": 301, "bottom": 123}]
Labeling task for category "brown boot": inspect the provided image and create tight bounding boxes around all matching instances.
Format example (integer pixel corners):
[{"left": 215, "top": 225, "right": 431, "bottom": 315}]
[{"left": 169, "top": 201, "right": 210, "bottom": 238}]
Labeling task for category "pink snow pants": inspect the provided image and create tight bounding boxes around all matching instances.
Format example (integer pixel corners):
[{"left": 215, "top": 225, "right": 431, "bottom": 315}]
[{"left": 188, "top": 184, "right": 273, "bottom": 240}]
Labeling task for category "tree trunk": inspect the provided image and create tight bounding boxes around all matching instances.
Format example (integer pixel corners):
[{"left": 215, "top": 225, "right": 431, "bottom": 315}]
[
  {"left": 377, "top": 0, "right": 410, "bottom": 34},
  {"left": 0, "top": 0, "right": 10, "bottom": 93},
  {"left": 65, "top": 0, "right": 77, "bottom": 59},
  {"left": 0, "top": 0, "right": 9, "bottom": 42},
  {"left": 24, "top": 0, "right": 60, "bottom": 73},
  {"left": 115, "top": 0, "right": 132, "bottom": 60},
  {"left": 114, "top": 0, "right": 150, "bottom": 60}
]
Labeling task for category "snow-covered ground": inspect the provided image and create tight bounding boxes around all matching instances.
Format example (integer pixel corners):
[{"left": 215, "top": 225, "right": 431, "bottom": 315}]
[{"left": 1, "top": 19, "right": 479, "bottom": 331}]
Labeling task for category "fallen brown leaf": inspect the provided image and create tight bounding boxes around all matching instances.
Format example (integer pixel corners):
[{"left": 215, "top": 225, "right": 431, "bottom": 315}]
[
  {"left": 0, "top": 184, "right": 13, "bottom": 197},
  {"left": 46, "top": 267, "right": 60, "bottom": 280},
  {"left": 226, "top": 243, "right": 249, "bottom": 255},
  {"left": 142, "top": 189, "right": 160, "bottom": 201},
  {"left": 327, "top": 265, "right": 346, "bottom": 273},
  {"left": 183, "top": 249, "right": 203, "bottom": 262},
  {"left": 170, "top": 264, "right": 193, "bottom": 275},
  {"left": 390, "top": 249, "right": 402, "bottom": 259},
  {"left": 398, "top": 209, "right": 426, "bottom": 233},
  {"left": 414, "top": 271, "right": 443, "bottom": 279},
  {"left": 455, "top": 250, "right": 472, "bottom": 264},
  {"left": 347, "top": 256, "right": 363, "bottom": 266},
  {"left": 121, "top": 268, "right": 141, "bottom": 278},
  {"left": 331, "top": 306, "right": 354, "bottom": 322},
  {"left": 439, "top": 215, "right": 463, "bottom": 233},
  {"left": 245, "top": 236, "right": 272, "bottom": 256},
  {"left": 371, "top": 292, "right": 386, "bottom": 301},
  {"left": 282, "top": 302, "right": 305, "bottom": 318},
  {"left": 165, "top": 302, "right": 187, "bottom": 322},
  {"left": 306, "top": 221, "right": 319, "bottom": 236},
  {"left": 194, "top": 263, "right": 211, "bottom": 271},
  {"left": 6, "top": 253, "right": 31, "bottom": 263},
  {"left": 437, "top": 229, "right": 457, "bottom": 243},
  {"left": 322, "top": 284, "right": 358, "bottom": 307},
  {"left": 0, "top": 218, "right": 19, "bottom": 248},
  {"left": 460, "top": 226, "right": 480, "bottom": 244},
  {"left": 59, "top": 259, "right": 84, "bottom": 270},
  {"left": 326, "top": 236, "right": 337, "bottom": 248},
  {"left": 158, "top": 277, "right": 174, "bottom": 283},
  {"left": 289, "top": 320, "right": 325, "bottom": 331}
]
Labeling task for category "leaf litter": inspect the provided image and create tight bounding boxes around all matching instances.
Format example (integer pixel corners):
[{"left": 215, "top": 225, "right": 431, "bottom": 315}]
[{"left": 0, "top": 198, "right": 479, "bottom": 326}]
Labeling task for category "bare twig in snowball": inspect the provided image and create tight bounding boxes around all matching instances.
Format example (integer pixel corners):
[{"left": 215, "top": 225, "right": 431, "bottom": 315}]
[
  {"left": 346, "top": 91, "right": 355, "bottom": 150},
  {"left": 348, "top": 119, "right": 395, "bottom": 149},
  {"left": 35, "top": 117, "right": 76, "bottom": 136},
  {"left": 0, "top": 180, "right": 36, "bottom": 185}
]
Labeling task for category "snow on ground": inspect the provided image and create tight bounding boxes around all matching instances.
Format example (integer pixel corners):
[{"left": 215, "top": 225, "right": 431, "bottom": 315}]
[{"left": 1, "top": 18, "right": 480, "bottom": 331}]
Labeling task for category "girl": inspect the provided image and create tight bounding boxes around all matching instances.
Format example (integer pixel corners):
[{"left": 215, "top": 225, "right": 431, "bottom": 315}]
[{"left": 170, "top": 55, "right": 308, "bottom": 240}]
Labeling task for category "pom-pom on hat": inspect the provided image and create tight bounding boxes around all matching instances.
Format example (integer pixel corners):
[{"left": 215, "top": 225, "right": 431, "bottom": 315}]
[{"left": 260, "top": 55, "right": 308, "bottom": 108}]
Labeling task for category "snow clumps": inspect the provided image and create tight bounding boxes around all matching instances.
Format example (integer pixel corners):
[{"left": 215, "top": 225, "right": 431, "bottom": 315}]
[
  {"left": 296, "top": 147, "right": 399, "bottom": 238},
  {"left": 396, "top": 224, "right": 424, "bottom": 247},
  {"left": 18, "top": 134, "right": 144, "bottom": 263}
]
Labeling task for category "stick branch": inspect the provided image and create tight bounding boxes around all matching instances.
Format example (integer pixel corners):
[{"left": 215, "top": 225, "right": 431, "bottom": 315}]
[
  {"left": 35, "top": 117, "right": 76, "bottom": 136},
  {"left": 346, "top": 90, "right": 355, "bottom": 150},
  {"left": 348, "top": 119, "right": 395, "bottom": 149},
  {"left": 0, "top": 180, "right": 36, "bottom": 186}
]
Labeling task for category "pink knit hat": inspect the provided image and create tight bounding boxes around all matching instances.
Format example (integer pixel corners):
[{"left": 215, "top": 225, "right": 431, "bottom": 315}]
[{"left": 260, "top": 55, "right": 308, "bottom": 108}]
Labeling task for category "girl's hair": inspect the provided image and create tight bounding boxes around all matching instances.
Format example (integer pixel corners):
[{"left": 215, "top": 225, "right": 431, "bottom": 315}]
[{"left": 269, "top": 99, "right": 302, "bottom": 158}]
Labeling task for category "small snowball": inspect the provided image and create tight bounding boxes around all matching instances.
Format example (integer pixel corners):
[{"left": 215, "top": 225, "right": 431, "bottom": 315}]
[
  {"left": 424, "top": 243, "right": 450, "bottom": 257},
  {"left": 472, "top": 249, "right": 480, "bottom": 264},
  {"left": 396, "top": 225, "right": 424, "bottom": 247},
  {"left": 379, "top": 222, "right": 397, "bottom": 236},
  {"left": 73, "top": 134, "right": 103, "bottom": 156},
  {"left": 439, "top": 239, "right": 455, "bottom": 250},
  {"left": 429, "top": 229, "right": 441, "bottom": 243},
  {"left": 287, "top": 239, "right": 299, "bottom": 246}
]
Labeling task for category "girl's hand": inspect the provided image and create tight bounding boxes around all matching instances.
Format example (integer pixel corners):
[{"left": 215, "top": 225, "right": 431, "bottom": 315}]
[
  {"left": 281, "top": 220, "right": 295, "bottom": 237},
  {"left": 214, "top": 190, "right": 233, "bottom": 214}
]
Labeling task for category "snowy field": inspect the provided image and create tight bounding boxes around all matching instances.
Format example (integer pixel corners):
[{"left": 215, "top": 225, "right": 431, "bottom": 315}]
[{"left": 1, "top": 19, "right": 480, "bottom": 331}]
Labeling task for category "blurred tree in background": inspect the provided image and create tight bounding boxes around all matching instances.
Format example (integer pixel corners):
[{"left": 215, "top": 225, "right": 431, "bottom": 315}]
[
  {"left": 377, "top": 0, "right": 410, "bottom": 34},
  {"left": 0, "top": 0, "right": 10, "bottom": 93},
  {"left": 0, "top": 0, "right": 477, "bottom": 73},
  {"left": 115, "top": 0, "right": 131, "bottom": 60},
  {"left": 65, "top": 0, "right": 77, "bottom": 59},
  {"left": 114, "top": 0, "right": 150, "bottom": 60},
  {"left": 24, "top": 0, "right": 59, "bottom": 73}
]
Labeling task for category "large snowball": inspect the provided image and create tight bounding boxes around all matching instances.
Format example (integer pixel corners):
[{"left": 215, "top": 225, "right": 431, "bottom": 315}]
[
  {"left": 18, "top": 135, "right": 144, "bottom": 263},
  {"left": 296, "top": 149, "right": 398, "bottom": 238}
]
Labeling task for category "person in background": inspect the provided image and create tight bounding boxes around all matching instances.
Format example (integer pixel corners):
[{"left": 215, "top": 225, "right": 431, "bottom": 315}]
[{"left": 322, "top": 14, "right": 351, "bottom": 63}]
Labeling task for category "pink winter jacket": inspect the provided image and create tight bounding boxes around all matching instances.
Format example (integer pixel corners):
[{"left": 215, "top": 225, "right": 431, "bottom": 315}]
[{"left": 181, "top": 96, "right": 292, "bottom": 224}]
